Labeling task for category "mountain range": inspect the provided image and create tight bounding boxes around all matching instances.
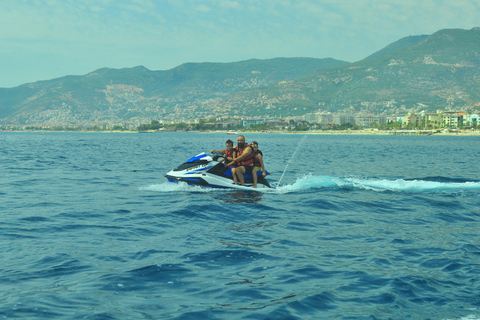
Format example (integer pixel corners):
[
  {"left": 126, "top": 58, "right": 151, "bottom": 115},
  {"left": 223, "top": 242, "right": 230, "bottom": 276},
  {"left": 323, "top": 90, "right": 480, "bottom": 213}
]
[{"left": 1, "top": 27, "right": 480, "bottom": 126}]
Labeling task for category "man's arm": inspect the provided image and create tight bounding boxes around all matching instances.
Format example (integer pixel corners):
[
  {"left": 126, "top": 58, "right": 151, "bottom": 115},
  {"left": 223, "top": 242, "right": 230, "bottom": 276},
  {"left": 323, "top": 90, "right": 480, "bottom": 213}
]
[
  {"left": 224, "top": 150, "right": 237, "bottom": 166},
  {"left": 227, "top": 150, "right": 237, "bottom": 161}
]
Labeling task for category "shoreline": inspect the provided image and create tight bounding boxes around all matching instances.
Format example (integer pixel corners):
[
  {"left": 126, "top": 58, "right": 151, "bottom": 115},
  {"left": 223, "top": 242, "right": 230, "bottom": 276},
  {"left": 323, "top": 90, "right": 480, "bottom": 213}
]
[{"left": 2, "top": 129, "right": 480, "bottom": 136}]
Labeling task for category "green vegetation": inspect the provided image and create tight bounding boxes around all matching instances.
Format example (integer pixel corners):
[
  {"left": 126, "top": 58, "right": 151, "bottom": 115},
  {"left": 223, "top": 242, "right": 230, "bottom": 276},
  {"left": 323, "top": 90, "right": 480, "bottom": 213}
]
[
  {"left": 138, "top": 120, "right": 163, "bottom": 131},
  {"left": 136, "top": 118, "right": 245, "bottom": 132}
]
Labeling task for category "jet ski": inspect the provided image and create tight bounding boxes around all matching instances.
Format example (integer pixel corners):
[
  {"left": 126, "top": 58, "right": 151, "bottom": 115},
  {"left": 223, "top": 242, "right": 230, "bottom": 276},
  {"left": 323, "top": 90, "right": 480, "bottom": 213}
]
[{"left": 164, "top": 152, "right": 271, "bottom": 190}]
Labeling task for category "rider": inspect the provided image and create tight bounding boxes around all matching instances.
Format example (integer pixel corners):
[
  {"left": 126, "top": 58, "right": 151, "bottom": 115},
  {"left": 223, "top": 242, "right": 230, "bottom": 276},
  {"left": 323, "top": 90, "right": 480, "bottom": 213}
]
[
  {"left": 226, "top": 135, "right": 254, "bottom": 186},
  {"left": 251, "top": 141, "right": 267, "bottom": 188},
  {"left": 211, "top": 139, "right": 238, "bottom": 184},
  {"left": 211, "top": 139, "right": 237, "bottom": 166}
]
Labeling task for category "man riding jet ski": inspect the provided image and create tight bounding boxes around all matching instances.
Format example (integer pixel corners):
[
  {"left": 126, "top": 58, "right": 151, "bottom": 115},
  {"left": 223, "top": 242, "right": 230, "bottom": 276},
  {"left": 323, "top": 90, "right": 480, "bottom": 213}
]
[{"left": 164, "top": 152, "right": 271, "bottom": 190}]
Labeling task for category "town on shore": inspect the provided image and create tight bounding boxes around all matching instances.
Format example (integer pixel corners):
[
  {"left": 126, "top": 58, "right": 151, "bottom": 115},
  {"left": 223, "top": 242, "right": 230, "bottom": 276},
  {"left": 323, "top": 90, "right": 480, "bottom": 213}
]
[{"left": 2, "top": 108, "right": 480, "bottom": 136}]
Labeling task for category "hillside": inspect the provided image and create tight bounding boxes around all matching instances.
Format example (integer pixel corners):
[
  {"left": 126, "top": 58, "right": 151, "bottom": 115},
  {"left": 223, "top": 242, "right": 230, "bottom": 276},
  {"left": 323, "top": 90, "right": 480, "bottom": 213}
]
[
  {"left": 232, "top": 27, "right": 480, "bottom": 116},
  {"left": 362, "top": 35, "right": 428, "bottom": 61},
  {"left": 0, "top": 58, "right": 348, "bottom": 124},
  {"left": 1, "top": 27, "right": 480, "bottom": 125}
]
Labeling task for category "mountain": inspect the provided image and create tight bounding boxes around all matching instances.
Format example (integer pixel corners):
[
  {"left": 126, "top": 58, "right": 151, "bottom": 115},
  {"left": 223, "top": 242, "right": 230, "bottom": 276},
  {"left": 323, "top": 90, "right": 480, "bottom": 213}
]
[
  {"left": 1, "top": 27, "right": 480, "bottom": 126},
  {"left": 0, "top": 58, "right": 348, "bottom": 125},
  {"left": 362, "top": 35, "right": 428, "bottom": 61},
  {"left": 231, "top": 27, "right": 480, "bottom": 116}
]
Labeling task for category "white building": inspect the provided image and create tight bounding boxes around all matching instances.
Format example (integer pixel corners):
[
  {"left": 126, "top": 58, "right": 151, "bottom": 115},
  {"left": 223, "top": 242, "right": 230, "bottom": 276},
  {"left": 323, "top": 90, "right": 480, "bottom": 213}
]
[{"left": 333, "top": 114, "right": 355, "bottom": 125}]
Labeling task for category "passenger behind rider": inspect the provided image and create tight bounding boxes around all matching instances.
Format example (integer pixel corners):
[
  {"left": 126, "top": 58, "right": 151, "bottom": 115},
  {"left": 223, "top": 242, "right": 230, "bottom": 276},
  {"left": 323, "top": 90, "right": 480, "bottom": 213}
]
[
  {"left": 225, "top": 135, "right": 254, "bottom": 186},
  {"left": 251, "top": 141, "right": 267, "bottom": 188},
  {"left": 211, "top": 139, "right": 238, "bottom": 185}
]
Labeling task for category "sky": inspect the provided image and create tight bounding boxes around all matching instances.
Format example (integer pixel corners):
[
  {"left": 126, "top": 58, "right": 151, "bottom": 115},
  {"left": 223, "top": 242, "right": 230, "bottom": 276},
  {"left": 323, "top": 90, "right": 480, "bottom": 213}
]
[{"left": 1, "top": 0, "right": 479, "bottom": 88}]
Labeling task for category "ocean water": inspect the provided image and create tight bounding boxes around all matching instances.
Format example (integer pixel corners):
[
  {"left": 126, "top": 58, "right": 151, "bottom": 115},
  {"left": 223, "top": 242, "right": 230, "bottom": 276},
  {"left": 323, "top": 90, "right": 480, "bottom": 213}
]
[{"left": 1, "top": 132, "right": 480, "bottom": 319}]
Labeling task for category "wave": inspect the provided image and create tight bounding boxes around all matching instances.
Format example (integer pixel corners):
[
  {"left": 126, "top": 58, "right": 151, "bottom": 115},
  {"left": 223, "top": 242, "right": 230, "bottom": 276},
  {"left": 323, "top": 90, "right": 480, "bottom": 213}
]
[
  {"left": 141, "top": 175, "right": 480, "bottom": 194},
  {"left": 276, "top": 174, "right": 480, "bottom": 193},
  {"left": 139, "top": 182, "right": 219, "bottom": 193}
]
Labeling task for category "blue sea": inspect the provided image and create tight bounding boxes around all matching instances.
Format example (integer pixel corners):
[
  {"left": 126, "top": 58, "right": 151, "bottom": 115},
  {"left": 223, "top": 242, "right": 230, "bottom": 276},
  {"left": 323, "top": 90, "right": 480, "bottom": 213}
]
[{"left": 1, "top": 132, "right": 480, "bottom": 319}]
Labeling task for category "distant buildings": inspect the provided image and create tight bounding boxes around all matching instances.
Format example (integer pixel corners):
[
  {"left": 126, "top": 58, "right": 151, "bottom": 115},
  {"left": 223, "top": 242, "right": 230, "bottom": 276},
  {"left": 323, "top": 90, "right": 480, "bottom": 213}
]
[
  {"left": 240, "top": 119, "right": 266, "bottom": 128},
  {"left": 302, "top": 110, "right": 479, "bottom": 129},
  {"left": 2, "top": 101, "right": 479, "bottom": 131},
  {"left": 354, "top": 114, "right": 387, "bottom": 127}
]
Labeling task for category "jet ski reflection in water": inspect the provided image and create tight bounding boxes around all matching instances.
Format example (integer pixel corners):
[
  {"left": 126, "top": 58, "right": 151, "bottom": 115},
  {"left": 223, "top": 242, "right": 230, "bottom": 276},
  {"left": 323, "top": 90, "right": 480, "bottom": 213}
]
[{"left": 164, "top": 152, "right": 271, "bottom": 190}]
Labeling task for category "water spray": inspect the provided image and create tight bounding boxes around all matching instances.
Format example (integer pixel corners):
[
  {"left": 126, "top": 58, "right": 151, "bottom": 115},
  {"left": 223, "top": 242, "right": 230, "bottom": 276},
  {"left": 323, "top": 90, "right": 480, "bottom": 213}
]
[{"left": 277, "top": 135, "right": 307, "bottom": 187}]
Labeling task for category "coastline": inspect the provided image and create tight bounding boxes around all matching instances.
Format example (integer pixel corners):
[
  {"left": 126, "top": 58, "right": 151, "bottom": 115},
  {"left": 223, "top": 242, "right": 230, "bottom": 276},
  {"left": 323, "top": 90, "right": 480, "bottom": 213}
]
[
  {"left": 205, "top": 130, "right": 480, "bottom": 136},
  {"left": 2, "top": 129, "right": 480, "bottom": 136}
]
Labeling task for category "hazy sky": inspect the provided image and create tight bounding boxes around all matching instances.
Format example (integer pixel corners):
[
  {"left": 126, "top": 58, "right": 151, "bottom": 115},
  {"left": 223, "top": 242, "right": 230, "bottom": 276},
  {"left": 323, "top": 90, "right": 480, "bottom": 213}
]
[{"left": 1, "top": 0, "right": 479, "bottom": 88}]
